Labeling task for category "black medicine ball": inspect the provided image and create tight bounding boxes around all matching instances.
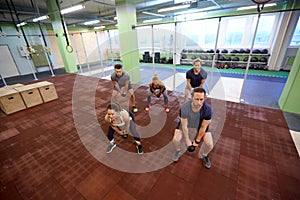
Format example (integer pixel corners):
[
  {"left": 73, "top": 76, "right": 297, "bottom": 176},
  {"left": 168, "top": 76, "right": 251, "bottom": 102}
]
[
  {"left": 221, "top": 49, "right": 228, "bottom": 53},
  {"left": 252, "top": 49, "right": 261, "bottom": 54},
  {"left": 250, "top": 57, "right": 259, "bottom": 62},
  {"left": 232, "top": 57, "right": 239, "bottom": 61},
  {"left": 239, "top": 49, "right": 245, "bottom": 53},
  {"left": 260, "top": 57, "right": 268, "bottom": 63},
  {"left": 261, "top": 49, "right": 268, "bottom": 54}
]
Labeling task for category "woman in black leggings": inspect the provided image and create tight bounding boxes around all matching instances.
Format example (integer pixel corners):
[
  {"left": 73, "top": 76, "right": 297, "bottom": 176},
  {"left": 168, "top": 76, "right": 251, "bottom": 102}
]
[{"left": 104, "top": 103, "right": 144, "bottom": 155}]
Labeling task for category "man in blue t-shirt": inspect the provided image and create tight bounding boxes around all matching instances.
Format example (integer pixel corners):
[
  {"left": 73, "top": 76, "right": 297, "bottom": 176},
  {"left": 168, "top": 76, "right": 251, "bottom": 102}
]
[
  {"left": 111, "top": 64, "right": 138, "bottom": 112},
  {"left": 172, "top": 87, "right": 214, "bottom": 169},
  {"left": 184, "top": 58, "right": 207, "bottom": 102}
]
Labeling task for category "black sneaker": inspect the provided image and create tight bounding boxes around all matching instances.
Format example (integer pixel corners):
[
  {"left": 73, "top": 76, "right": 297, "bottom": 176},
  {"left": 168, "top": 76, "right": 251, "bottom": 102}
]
[
  {"left": 202, "top": 155, "right": 211, "bottom": 169},
  {"left": 136, "top": 145, "right": 144, "bottom": 155}
]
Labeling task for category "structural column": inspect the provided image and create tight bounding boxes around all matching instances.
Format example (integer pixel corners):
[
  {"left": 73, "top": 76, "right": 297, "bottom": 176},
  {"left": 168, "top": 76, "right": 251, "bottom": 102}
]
[
  {"left": 279, "top": 47, "right": 300, "bottom": 114},
  {"left": 46, "top": 0, "right": 77, "bottom": 73},
  {"left": 115, "top": 0, "right": 140, "bottom": 83}
]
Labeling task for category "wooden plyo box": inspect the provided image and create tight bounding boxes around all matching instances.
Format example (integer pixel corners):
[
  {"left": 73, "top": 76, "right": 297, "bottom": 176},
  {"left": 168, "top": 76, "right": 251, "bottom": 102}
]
[
  {"left": 0, "top": 89, "right": 26, "bottom": 114},
  {"left": 0, "top": 83, "right": 24, "bottom": 92},
  {"left": 32, "top": 81, "right": 58, "bottom": 102},
  {"left": 15, "top": 85, "right": 43, "bottom": 108}
]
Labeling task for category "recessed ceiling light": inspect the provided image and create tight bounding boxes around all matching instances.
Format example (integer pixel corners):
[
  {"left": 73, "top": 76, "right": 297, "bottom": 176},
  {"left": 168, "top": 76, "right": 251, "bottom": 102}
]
[
  {"left": 32, "top": 15, "right": 49, "bottom": 22},
  {"left": 61, "top": 4, "right": 85, "bottom": 14},
  {"left": 143, "top": 18, "right": 163, "bottom": 23},
  {"left": 84, "top": 20, "right": 100, "bottom": 25},
  {"left": 237, "top": 3, "right": 276, "bottom": 11},
  {"left": 158, "top": 4, "right": 191, "bottom": 13}
]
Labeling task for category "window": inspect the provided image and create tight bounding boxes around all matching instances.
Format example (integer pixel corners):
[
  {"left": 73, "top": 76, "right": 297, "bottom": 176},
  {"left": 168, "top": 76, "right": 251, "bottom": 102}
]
[
  {"left": 249, "top": 15, "right": 276, "bottom": 46},
  {"left": 153, "top": 24, "right": 175, "bottom": 51},
  {"left": 224, "top": 17, "right": 247, "bottom": 47},
  {"left": 290, "top": 16, "right": 300, "bottom": 46},
  {"left": 203, "top": 19, "right": 218, "bottom": 47}
]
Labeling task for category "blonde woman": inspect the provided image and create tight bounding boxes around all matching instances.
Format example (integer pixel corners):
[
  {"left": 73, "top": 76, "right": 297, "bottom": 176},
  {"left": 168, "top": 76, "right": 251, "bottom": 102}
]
[{"left": 145, "top": 74, "right": 169, "bottom": 113}]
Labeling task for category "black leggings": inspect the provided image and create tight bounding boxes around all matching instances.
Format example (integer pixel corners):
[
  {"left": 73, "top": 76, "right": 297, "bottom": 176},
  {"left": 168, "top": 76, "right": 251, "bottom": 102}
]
[{"left": 107, "top": 111, "right": 141, "bottom": 142}]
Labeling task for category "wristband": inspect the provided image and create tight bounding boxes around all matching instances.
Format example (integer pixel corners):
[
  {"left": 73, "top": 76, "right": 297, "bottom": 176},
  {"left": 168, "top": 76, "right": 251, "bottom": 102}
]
[{"left": 194, "top": 140, "right": 201, "bottom": 144}]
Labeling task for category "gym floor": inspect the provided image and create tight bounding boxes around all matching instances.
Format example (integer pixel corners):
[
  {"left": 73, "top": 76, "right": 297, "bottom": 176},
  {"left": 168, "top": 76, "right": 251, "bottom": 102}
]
[{"left": 0, "top": 64, "right": 300, "bottom": 199}]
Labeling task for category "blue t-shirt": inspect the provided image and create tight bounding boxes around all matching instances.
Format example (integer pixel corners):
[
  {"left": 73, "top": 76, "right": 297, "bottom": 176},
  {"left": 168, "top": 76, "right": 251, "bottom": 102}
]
[
  {"left": 179, "top": 100, "right": 212, "bottom": 131},
  {"left": 186, "top": 68, "right": 207, "bottom": 88}
]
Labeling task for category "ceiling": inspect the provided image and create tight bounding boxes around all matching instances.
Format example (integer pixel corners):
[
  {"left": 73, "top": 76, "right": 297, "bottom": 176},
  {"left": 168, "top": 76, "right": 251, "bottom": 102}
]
[{"left": 0, "top": 0, "right": 296, "bottom": 29}]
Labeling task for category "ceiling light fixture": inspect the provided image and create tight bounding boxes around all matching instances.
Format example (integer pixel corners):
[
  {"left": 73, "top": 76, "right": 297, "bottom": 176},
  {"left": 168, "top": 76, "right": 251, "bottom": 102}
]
[
  {"left": 17, "top": 22, "right": 27, "bottom": 27},
  {"left": 158, "top": 4, "right": 191, "bottom": 13},
  {"left": 143, "top": 18, "right": 163, "bottom": 23},
  {"left": 174, "top": 0, "right": 196, "bottom": 3},
  {"left": 94, "top": 26, "right": 105, "bottom": 29},
  {"left": 237, "top": 3, "right": 276, "bottom": 11},
  {"left": 32, "top": 15, "right": 49, "bottom": 22},
  {"left": 142, "top": 11, "right": 165, "bottom": 17},
  {"left": 84, "top": 20, "right": 100, "bottom": 25},
  {"left": 61, "top": 4, "right": 85, "bottom": 14}
]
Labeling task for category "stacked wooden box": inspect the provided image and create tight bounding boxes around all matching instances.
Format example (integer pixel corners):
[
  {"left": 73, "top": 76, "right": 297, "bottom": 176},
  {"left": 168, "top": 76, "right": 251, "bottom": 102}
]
[{"left": 0, "top": 81, "right": 58, "bottom": 115}]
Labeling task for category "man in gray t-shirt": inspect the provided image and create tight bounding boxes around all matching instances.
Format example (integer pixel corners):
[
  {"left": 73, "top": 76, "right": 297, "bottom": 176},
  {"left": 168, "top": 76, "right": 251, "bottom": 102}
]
[
  {"left": 111, "top": 64, "right": 138, "bottom": 112},
  {"left": 172, "top": 87, "right": 214, "bottom": 169}
]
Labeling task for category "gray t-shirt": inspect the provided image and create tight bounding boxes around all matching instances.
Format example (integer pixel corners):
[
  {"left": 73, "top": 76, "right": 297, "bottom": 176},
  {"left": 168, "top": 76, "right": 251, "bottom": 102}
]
[
  {"left": 179, "top": 100, "right": 212, "bottom": 131},
  {"left": 111, "top": 71, "right": 132, "bottom": 90}
]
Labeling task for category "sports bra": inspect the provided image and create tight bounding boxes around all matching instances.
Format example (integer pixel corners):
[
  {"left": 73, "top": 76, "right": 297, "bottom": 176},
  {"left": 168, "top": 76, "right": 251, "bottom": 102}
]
[{"left": 110, "top": 109, "right": 127, "bottom": 127}]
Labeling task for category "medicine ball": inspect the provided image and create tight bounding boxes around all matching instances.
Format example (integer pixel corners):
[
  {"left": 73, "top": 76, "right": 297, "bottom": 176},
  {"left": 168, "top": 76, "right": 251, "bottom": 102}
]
[
  {"left": 250, "top": 57, "right": 259, "bottom": 62},
  {"left": 261, "top": 49, "right": 268, "bottom": 54},
  {"left": 181, "top": 54, "right": 187, "bottom": 59},
  {"left": 207, "top": 49, "right": 214, "bottom": 53},
  {"left": 182, "top": 49, "right": 187, "bottom": 53},
  {"left": 216, "top": 49, "right": 220, "bottom": 53},
  {"left": 239, "top": 48, "right": 245, "bottom": 53},
  {"left": 232, "top": 57, "right": 239, "bottom": 61},
  {"left": 260, "top": 57, "right": 268, "bottom": 63},
  {"left": 252, "top": 49, "right": 261, "bottom": 54},
  {"left": 226, "top": 57, "right": 231, "bottom": 61},
  {"left": 245, "top": 48, "right": 250, "bottom": 53},
  {"left": 218, "top": 55, "right": 225, "bottom": 61},
  {"left": 221, "top": 49, "right": 228, "bottom": 53},
  {"left": 230, "top": 49, "right": 238, "bottom": 53},
  {"left": 187, "top": 49, "right": 193, "bottom": 53},
  {"left": 201, "top": 55, "right": 208, "bottom": 60},
  {"left": 243, "top": 57, "right": 249, "bottom": 62},
  {"left": 191, "top": 55, "right": 197, "bottom": 59}
]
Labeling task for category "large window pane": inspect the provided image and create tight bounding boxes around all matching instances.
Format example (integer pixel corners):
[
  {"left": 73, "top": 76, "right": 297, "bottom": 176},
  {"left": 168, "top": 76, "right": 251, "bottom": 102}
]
[
  {"left": 290, "top": 16, "right": 300, "bottom": 46},
  {"left": 225, "top": 17, "right": 246, "bottom": 47},
  {"left": 249, "top": 15, "right": 276, "bottom": 46},
  {"left": 203, "top": 19, "right": 218, "bottom": 47}
]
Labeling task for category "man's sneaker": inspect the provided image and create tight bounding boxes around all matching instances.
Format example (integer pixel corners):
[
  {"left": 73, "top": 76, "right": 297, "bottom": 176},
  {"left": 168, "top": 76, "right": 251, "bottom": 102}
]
[
  {"left": 132, "top": 106, "right": 138, "bottom": 113},
  {"left": 172, "top": 150, "right": 181, "bottom": 162},
  {"left": 136, "top": 145, "right": 144, "bottom": 155},
  {"left": 202, "top": 155, "right": 211, "bottom": 169},
  {"left": 106, "top": 143, "right": 116, "bottom": 153},
  {"left": 165, "top": 106, "right": 170, "bottom": 113},
  {"left": 145, "top": 105, "right": 151, "bottom": 111}
]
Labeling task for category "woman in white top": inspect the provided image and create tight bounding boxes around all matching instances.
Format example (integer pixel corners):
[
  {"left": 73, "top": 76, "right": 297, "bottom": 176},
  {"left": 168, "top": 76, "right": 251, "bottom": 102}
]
[{"left": 104, "top": 103, "right": 143, "bottom": 155}]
